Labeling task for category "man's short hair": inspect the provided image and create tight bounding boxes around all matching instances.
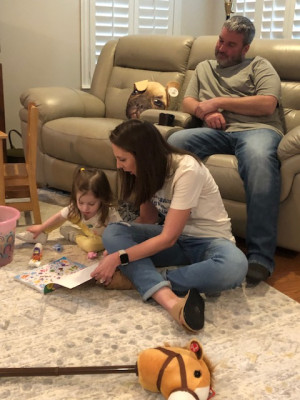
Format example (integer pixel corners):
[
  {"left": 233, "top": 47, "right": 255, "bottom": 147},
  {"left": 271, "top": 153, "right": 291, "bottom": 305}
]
[{"left": 223, "top": 15, "right": 255, "bottom": 45}]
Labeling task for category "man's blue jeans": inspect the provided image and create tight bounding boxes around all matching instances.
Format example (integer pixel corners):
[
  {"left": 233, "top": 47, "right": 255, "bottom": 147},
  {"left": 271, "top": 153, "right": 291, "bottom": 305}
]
[
  {"left": 103, "top": 222, "right": 247, "bottom": 301},
  {"left": 168, "top": 128, "right": 282, "bottom": 273}
]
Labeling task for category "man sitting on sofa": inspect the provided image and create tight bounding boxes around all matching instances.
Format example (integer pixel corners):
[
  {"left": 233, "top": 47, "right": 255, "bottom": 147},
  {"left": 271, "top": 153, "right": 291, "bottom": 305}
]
[{"left": 168, "top": 15, "right": 283, "bottom": 286}]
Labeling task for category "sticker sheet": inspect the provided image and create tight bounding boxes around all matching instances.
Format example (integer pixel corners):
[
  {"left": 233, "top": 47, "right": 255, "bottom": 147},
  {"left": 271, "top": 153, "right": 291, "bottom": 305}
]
[{"left": 14, "top": 257, "right": 90, "bottom": 294}]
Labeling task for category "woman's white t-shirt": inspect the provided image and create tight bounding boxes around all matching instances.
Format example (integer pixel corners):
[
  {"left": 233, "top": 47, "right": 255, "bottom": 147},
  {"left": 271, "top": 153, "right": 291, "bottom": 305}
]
[{"left": 151, "top": 154, "right": 234, "bottom": 242}]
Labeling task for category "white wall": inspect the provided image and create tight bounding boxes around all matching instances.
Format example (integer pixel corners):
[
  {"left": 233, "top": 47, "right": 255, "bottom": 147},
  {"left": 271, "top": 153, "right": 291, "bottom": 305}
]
[
  {"left": 0, "top": 0, "right": 80, "bottom": 144},
  {"left": 0, "top": 0, "right": 226, "bottom": 140},
  {"left": 180, "top": 0, "right": 225, "bottom": 36}
]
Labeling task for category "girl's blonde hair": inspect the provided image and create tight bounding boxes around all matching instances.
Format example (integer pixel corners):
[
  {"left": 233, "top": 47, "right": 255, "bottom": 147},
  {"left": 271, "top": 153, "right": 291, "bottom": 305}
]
[{"left": 68, "top": 167, "right": 115, "bottom": 225}]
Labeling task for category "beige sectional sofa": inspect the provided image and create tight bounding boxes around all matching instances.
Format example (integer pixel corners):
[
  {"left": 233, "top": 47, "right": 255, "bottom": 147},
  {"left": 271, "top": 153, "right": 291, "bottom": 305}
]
[{"left": 19, "top": 35, "right": 300, "bottom": 252}]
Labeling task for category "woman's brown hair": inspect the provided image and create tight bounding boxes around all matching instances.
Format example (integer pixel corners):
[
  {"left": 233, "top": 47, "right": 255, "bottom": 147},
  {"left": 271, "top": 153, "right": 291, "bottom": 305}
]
[{"left": 109, "top": 119, "right": 200, "bottom": 208}]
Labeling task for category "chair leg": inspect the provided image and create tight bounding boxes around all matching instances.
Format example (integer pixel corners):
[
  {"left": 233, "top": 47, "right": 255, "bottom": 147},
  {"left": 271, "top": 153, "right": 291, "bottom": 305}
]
[
  {"left": 29, "top": 181, "right": 42, "bottom": 225},
  {"left": 0, "top": 179, "right": 5, "bottom": 205}
]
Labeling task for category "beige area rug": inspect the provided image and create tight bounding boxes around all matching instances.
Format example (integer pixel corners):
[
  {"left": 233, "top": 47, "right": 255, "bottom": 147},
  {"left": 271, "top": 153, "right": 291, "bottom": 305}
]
[{"left": 0, "top": 189, "right": 299, "bottom": 399}]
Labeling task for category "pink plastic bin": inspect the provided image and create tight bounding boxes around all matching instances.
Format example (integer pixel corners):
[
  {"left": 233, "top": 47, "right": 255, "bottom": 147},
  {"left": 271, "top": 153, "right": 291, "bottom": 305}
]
[{"left": 0, "top": 206, "right": 20, "bottom": 267}]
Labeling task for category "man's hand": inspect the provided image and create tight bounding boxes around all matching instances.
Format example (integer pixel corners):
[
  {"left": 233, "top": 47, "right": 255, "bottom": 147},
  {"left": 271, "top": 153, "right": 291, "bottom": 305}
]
[
  {"left": 204, "top": 112, "right": 226, "bottom": 130},
  {"left": 194, "top": 98, "right": 219, "bottom": 119}
]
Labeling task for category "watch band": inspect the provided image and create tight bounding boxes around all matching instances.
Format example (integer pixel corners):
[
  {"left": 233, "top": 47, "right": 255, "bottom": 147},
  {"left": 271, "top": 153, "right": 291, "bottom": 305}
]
[{"left": 118, "top": 249, "right": 129, "bottom": 266}]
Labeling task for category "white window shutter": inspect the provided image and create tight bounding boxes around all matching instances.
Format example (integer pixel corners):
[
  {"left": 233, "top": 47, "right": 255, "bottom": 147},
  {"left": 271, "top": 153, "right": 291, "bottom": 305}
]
[
  {"left": 235, "top": 0, "right": 257, "bottom": 21},
  {"left": 81, "top": 0, "right": 176, "bottom": 88},
  {"left": 292, "top": 0, "right": 300, "bottom": 38},
  {"left": 261, "top": 0, "right": 285, "bottom": 39},
  {"left": 94, "top": 0, "right": 133, "bottom": 58},
  {"left": 135, "top": 0, "right": 174, "bottom": 35},
  {"left": 235, "top": 0, "right": 299, "bottom": 39}
]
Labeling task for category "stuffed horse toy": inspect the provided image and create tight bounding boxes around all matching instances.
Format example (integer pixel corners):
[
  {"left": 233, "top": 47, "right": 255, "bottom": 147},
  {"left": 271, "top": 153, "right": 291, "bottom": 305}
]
[
  {"left": 0, "top": 339, "right": 214, "bottom": 400},
  {"left": 138, "top": 339, "right": 214, "bottom": 400}
]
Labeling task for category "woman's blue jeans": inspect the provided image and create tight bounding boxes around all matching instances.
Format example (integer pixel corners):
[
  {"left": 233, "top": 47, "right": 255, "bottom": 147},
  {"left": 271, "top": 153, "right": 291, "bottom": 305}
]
[
  {"left": 168, "top": 127, "right": 282, "bottom": 273},
  {"left": 103, "top": 222, "right": 248, "bottom": 301}
]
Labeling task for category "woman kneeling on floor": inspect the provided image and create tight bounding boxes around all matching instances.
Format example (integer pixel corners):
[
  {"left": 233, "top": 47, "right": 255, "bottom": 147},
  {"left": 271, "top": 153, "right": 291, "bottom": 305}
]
[{"left": 91, "top": 119, "right": 247, "bottom": 332}]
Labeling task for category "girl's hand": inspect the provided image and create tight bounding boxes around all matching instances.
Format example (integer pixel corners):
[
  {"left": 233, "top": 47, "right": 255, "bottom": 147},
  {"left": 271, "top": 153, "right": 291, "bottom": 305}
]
[
  {"left": 27, "top": 225, "right": 44, "bottom": 238},
  {"left": 90, "top": 251, "right": 119, "bottom": 285}
]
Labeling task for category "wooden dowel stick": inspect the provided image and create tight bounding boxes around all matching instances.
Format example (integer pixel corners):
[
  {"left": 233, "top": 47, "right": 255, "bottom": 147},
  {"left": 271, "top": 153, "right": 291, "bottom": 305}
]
[{"left": 0, "top": 364, "right": 137, "bottom": 377}]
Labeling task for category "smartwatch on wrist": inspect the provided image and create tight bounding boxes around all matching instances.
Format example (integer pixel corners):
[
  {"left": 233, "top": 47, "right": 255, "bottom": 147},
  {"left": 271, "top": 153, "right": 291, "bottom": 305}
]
[{"left": 118, "top": 249, "right": 129, "bottom": 266}]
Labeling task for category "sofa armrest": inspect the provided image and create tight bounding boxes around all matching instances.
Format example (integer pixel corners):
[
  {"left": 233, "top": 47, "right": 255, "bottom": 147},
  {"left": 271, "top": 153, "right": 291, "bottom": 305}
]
[
  {"left": 140, "top": 109, "right": 196, "bottom": 128},
  {"left": 277, "top": 126, "right": 300, "bottom": 161},
  {"left": 20, "top": 87, "right": 105, "bottom": 123}
]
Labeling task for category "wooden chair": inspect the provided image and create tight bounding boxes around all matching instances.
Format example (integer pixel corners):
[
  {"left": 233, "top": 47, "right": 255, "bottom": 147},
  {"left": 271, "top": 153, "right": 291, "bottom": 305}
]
[{"left": 0, "top": 103, "right": 42, "bottom": 224}]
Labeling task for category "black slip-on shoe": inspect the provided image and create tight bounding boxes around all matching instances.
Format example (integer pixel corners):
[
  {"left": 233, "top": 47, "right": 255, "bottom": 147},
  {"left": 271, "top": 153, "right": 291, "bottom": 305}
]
[
  {"left": 246, "top": 263, "right": 270, "bottom": 287},
  {"left": 182, "top": 288, "right": 205, "bottom": 331}
]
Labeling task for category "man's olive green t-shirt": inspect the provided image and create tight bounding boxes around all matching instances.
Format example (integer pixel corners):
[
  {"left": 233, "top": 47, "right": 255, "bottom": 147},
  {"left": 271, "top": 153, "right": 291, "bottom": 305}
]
[{"left": 185, "top": 56, "right": 284, "bottom": 135}]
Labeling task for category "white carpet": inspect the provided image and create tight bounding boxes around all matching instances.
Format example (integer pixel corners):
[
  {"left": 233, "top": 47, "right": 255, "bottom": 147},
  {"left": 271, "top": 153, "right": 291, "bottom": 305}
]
[{"left": 0, "top": 190, "right": 299, "bottom": 399}]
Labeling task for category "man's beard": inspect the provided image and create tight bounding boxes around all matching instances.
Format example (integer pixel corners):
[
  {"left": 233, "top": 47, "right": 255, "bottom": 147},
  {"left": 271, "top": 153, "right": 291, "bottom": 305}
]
[{"left": 215, "top": 49, "right": 243, "bottom": 68}]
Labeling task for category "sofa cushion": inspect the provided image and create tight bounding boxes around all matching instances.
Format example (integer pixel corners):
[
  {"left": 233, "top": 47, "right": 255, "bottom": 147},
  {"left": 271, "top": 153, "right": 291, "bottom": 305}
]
[
  {"left": 248, "top": 39, "right": 300, "bottom": 81},
  {"left": 42, "top": 154, "right": 119, "bottom": 195},
  {"left": 114, "top": 35, "right": 194, "bottom": 73},
  {"left": 204, "top": 155, "right": 246, "bottom": 203},
  {"left": 281, "top": 82, "right": 300, "bottom": 133},
  {"left": 41, "top": 117, "right": 122, "bottom": 170}
]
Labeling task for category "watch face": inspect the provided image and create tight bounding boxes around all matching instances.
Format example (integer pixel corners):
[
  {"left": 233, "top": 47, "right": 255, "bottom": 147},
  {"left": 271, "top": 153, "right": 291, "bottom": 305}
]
[{"left": 120, "top": 252, "right": 129, "bottom": 264}]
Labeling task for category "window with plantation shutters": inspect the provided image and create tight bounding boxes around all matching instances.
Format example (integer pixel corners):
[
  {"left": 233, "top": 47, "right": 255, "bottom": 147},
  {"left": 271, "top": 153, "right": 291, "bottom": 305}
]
[
  {"left": 81, "top": 0, "right": 178, "bottom": 88},
  {"left": 235, "top": 0, "right": 300, "bottom": 39}
]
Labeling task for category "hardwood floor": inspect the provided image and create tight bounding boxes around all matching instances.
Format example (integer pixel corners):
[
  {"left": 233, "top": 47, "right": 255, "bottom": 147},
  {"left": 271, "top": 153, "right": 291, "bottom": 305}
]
[
  {"left": 236, "top": 238, "right": 300, "bottom": 303},
  {"left": 267, "top": 246, "right": 300, "bottom": 303}
]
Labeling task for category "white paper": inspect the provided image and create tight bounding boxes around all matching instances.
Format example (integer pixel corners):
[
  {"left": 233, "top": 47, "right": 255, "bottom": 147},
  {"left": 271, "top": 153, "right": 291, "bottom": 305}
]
[{"left": 52, "top": 263, "right": 97, "bottom": 289}]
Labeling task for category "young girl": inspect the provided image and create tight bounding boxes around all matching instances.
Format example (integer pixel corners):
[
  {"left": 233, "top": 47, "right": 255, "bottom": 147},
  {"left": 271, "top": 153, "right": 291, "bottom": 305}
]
[
  {"left": 17, "top": 167, "right": 122, "bottom": 259},
  {"left": 91, "top": 119, "right": 248, "bottom": 332}
]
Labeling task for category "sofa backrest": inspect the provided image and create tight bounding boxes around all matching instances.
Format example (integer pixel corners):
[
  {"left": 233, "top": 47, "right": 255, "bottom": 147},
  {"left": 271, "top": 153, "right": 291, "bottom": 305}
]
[
  {"left": 177, "top": 36, "right": 216, "bottom": 108},
  {"left": 90, "top": 39, "right": 119, "bottom": 103},
  {"left": 91, "top": 34, "right": 300, "bottom": 134},
  {"left": 91, "top": 34, "right": 194, "bottom": 120},
  {"left": 248, "top": 38, "right": 300, "bottom": 134},
  {"left": 180, "top": 36, "right": 300, "bottom": 134}
]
